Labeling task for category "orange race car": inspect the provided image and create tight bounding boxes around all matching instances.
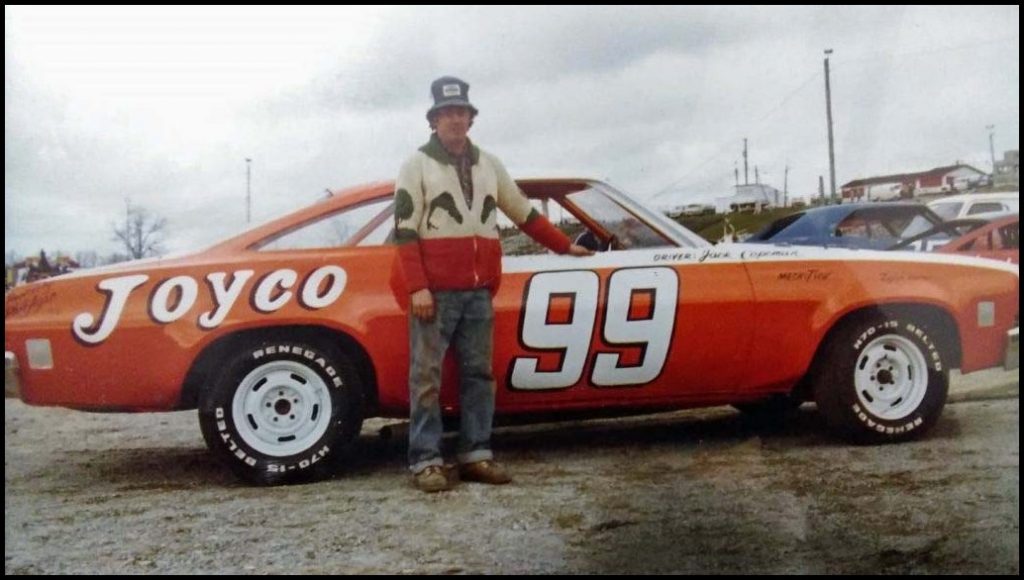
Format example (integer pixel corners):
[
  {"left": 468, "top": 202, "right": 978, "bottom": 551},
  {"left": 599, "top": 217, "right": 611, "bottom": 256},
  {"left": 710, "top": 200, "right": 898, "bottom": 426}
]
[
  {"left": 935, "top": 214, "right": 1019, "bottom": 264},
  {"left": 5, "top": 179, "right": 1019, "bottom": 484}
]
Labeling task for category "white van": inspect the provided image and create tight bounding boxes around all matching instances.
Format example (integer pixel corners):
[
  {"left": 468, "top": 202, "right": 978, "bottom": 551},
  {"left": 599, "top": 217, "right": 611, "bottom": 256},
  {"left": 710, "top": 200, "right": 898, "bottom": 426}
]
[{"left": 928, "top": 192, "right": 1019, "bottom": 221}]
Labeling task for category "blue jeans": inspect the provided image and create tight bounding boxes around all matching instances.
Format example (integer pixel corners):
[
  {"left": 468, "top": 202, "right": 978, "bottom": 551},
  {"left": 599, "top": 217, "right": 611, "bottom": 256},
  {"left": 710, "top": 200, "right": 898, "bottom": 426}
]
[{"left": 408, "top": 289, "right": 496, "bottom": 473}]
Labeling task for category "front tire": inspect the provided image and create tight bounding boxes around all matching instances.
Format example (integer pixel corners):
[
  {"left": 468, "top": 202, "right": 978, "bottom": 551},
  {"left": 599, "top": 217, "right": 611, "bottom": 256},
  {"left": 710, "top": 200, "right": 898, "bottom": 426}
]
[
  {"left": 199, "top": 340, "right": 363, "bottom": 485},
  {"left": 814, "top": 314, "right": 949, "bottom": 444}
]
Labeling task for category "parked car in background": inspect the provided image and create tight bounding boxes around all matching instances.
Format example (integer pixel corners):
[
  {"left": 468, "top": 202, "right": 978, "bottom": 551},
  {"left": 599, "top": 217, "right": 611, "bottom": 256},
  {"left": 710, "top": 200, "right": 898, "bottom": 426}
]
[
  {"left": 928, "top": 192, "right": 1019, "bottom": 221},
  {"left": 745, "top": 203, "right": 947, "bottom": 250},
  {"left": 679, "top": 203, "right": 716, "bottom": 216},
  {"left": 935, "top": 214, "right": 1019, "bottom": 264}
]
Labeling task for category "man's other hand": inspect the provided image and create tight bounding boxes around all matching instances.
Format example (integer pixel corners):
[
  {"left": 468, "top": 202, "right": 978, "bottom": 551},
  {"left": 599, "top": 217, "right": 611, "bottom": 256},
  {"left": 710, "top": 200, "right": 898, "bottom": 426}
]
[
  {"left": 567, "top": 244, "right": 595, "bottom": 257},
  {"left": 410, "top": 289, "right": 435, "bottom": 320}
]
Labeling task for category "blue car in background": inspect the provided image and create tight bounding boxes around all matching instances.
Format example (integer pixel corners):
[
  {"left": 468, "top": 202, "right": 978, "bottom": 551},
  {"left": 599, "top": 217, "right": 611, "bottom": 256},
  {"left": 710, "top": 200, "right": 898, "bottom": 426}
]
[{"left": 745, "top": 203, "right": 947, "bottom": 250}]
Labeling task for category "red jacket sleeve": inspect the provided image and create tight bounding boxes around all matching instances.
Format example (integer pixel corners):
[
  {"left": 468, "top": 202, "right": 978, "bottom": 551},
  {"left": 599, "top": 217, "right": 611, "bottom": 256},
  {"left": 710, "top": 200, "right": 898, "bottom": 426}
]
[{"left": 521, "top": 210, "right": 572, "bottom": 254}]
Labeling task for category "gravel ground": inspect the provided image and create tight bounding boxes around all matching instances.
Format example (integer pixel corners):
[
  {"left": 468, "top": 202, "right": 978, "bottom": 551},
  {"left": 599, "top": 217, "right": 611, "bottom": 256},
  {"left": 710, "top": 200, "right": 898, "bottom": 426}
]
[{"left": 4, "top": 373, "right": 1019, "bottom": 574}]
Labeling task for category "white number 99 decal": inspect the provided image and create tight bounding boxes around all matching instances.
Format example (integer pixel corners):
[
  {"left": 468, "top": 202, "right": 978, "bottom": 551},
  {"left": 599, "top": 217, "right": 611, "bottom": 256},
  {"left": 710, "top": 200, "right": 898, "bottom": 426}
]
[
  {"left": 511, "top": 268, "right": 679, "bottom": 390},
  {"left": 593, "top": 268, "right": 678, "bottom": 386},
  {"left": 511, "top": 271, "right": 599, "bottom": 390}
]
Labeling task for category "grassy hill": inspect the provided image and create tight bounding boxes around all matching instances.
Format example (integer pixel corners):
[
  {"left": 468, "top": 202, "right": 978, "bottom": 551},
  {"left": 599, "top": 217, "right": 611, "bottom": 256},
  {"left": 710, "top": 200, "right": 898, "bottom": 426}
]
[{"left": 673, "top": 207, "right": 801, "bottom": 242}]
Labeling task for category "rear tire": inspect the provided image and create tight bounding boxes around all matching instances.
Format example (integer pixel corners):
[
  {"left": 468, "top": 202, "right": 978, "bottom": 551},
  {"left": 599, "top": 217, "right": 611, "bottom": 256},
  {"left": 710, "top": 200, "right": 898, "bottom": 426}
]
[
  {"left": 814, "top": 314, "right": 948, "bottom": 444},
  {"left": 198, "top": 339, "right": 363, "bottom": 485}
]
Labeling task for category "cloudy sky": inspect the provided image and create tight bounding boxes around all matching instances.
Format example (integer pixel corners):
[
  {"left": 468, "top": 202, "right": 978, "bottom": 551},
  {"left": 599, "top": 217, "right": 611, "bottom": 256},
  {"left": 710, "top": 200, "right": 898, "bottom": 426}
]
[{"left": 5, "top": 5, "right": 1019, "bottom": 258}]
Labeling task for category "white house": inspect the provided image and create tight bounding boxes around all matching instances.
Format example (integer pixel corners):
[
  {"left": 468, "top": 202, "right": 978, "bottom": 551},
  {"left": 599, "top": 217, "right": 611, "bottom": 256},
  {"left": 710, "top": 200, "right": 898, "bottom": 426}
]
[
  {"left": 715, "top": 183, "right": 782, "bottom": 213},
  {"left": 841, "top": 163, "right": 988, "bottom": 201}
]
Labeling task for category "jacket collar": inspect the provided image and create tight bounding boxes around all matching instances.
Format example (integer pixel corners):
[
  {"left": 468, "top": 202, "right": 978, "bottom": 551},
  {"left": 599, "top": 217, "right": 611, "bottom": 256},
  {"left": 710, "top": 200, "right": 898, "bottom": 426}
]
[{"left": 420, "top": 133, "right": 480, "bottom": 166}]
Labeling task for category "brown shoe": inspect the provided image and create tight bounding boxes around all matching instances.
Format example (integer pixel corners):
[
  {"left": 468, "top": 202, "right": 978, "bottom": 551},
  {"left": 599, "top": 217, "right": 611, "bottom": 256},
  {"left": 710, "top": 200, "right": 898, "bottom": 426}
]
[
  {"left": 459, "top": 460, "right": 512, "bottom": 485},
  {"left": 412, "top": 465, "right": 454, "bottom": 493}
]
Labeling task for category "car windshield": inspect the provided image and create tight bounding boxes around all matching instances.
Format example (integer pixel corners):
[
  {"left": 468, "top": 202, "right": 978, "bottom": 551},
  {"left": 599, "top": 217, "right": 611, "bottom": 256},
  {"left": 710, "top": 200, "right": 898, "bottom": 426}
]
[
  {"left": 565, "top": 187, "right": 676, "bottom": 250},
  {"left": 749, "top": 212, "right": 803, "bottom": 241}
]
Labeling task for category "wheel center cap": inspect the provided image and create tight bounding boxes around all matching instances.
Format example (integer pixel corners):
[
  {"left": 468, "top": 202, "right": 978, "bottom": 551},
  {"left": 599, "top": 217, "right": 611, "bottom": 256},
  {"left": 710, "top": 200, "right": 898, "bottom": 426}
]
[
  {"left": 877, "top": 369, "right": 894, "bottom": 385},
  {"left": 274, "top": 399, "right": 292, "bottom": 415}
]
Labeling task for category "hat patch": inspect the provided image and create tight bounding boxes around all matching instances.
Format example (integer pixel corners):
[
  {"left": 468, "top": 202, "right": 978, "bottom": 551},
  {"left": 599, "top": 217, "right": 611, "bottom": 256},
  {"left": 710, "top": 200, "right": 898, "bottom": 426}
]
[{"left": 442, "top": 84, "right": 462, "bottom": 97}]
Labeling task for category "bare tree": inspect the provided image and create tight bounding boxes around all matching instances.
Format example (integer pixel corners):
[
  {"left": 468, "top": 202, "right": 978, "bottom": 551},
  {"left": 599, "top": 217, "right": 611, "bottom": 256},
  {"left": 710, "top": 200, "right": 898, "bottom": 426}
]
[{"left": 113, "top": 199, "right": 167, "bottom": 260}]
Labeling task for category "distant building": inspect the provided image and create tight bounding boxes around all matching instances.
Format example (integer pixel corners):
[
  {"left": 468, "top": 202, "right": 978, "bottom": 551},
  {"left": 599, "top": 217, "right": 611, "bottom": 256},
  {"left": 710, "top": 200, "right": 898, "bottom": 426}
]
[
  {"left": 664, "top": 203, "right": 716, "bottom": 217},
  {"left": 6, "top": 251, "right": 79, "bottom": 289},
  {"left": 715, "top": 183, "right": 782, "bottom": 213},
  {"left": 841, "top": 163, "right": 988, "bottom": 202},
  {"left": 994, "top": 150, "right": 1019, "bottom": 187}
]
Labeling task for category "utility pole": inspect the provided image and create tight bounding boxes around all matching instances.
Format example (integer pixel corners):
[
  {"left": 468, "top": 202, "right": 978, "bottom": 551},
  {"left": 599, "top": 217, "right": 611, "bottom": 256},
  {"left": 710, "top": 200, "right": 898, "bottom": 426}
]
[
  {"left": 784, "top": 165, "right": 789, "bottom": 208},
  {"left": 743, "top": 138, "right": 749, "bottom": 185},
  {"left": 245, "top": 158, "right": 252, "bottom": 223},
  {"left": 734, "top": 163, "right": 739, "bottom": 188},
  {"left": 755, "top": 166, "right": 760, "bottom": 185},
  {"left": 986, "top": 125, "right": 997, "bottom": 178},
  {"left": 824, "top": 49, "right": 837, "bottom": 205}
]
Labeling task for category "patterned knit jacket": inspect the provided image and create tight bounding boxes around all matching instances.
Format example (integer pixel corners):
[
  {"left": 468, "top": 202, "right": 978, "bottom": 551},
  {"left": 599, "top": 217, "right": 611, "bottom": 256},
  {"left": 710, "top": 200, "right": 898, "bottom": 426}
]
[{"left": 395, "top": 135, "right": 571, "bottom": 293}]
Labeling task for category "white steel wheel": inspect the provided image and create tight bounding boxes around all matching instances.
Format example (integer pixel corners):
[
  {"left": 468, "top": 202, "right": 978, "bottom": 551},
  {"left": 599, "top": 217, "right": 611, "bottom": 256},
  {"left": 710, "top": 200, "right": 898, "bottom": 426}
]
[
  {"left": 853, "top": 334, "right": 929, "bottom": 421},
  {"left": 231, "top": 361, "right": 333, "bottom": 457},
  {"left": 199, "top": 340, "right": 364, "bottom": 485},
  {"left": 814, "top": 314, "right": 949, "bottom": 444}
]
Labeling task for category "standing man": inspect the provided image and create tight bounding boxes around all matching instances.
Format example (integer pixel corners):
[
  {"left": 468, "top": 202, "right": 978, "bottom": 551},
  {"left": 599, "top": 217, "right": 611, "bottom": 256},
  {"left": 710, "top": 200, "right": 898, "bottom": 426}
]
[{"left": 395, "top": 76, "right": 591, "bottom": 492}]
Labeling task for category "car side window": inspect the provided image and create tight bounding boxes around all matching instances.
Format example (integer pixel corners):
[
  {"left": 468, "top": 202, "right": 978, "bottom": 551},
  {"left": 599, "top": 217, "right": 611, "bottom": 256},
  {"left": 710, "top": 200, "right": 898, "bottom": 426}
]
[
  {"left": 359, "top": 215, "right": 396, "bottom": 246},
  {"left": 967, "top": 202, "right": 1006, "bottom": 215},
  {"left": 997, "top": 223, "right": 1019, "bottom": 250},
  {"left": 836, "top": 217, "right": 868, "bottom": 238},
  {"left": 257, "top": 198, "right": 394, "bottom": 251},
  {"left": 498, "top": 199, "right": 586, "bottom": 256}
]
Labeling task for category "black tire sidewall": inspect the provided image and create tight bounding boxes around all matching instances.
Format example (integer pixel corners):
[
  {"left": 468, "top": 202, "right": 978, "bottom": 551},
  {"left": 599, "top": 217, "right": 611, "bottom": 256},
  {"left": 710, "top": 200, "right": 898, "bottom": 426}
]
[
  {"left": 199, "top": 341, "right": 362, "bottom": 485},
  {"left": 816, "top": 316, "right": 949, "bottom": 443}
]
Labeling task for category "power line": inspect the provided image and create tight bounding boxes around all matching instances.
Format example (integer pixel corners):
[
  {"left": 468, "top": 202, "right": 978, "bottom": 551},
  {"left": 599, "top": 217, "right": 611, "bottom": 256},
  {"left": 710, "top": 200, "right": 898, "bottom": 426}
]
[
  {"left": 652, "top": 70, "right": 821, "bottom": 199},
  {"left": 650, "top": 34, "right": 1018, "bottom": 200}
]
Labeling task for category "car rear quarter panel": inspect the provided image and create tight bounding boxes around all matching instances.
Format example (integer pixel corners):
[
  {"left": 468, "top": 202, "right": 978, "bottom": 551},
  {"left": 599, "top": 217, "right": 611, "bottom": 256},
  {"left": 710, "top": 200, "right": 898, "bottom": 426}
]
[
  {"left": 5, "top": 247, "right": 407, "bottom": 411},
  {"left": 740, "top": 248, "right": 1018, "bottom": 389}
]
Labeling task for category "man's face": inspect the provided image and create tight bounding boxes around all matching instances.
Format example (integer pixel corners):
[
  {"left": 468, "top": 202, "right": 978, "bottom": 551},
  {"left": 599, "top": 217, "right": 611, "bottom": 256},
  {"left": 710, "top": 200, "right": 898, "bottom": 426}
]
[{"left": 433, "top": 106, "right": 473, "bottom": 145}]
